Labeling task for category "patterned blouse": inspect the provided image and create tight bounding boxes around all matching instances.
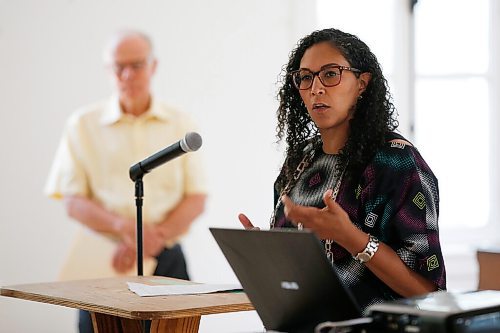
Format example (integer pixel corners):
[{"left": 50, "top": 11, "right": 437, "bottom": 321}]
[{"left": 272, "top": 133, "right": 446, "bottom": 312}]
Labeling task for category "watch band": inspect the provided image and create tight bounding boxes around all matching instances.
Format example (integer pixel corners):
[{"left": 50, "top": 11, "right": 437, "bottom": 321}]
[{"left": 354, "top": 234, "right": 379, "bottom": 263}]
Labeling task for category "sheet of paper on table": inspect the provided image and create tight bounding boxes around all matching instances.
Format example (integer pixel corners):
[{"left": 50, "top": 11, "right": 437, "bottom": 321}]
[{"left": 127, "top": 281, "right": 243, "bottom": 297}]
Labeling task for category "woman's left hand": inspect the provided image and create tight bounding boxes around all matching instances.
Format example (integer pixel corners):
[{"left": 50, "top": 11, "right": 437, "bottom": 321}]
[
  {"left": 282, "top": 189, "right": 355, "bottom": 244},
  {"left": 284, "top": 190, "right": 440, "bottom": 298}
]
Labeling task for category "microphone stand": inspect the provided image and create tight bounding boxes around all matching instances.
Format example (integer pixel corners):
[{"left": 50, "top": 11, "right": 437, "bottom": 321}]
[
  {"left": 134, "top": 177, "right": 144, "bottom": 276},
  {"left": 129, "top": 132, "right": 202, "bottom": 277}
]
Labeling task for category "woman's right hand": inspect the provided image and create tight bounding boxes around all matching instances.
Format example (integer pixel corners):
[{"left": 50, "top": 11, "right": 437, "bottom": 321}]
[{"left": 238, "top": 213, "right": 260, "bottom": 230}]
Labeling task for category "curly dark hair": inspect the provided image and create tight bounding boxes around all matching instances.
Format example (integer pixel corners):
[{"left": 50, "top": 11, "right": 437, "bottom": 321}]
[{"left": 275, "top": 28, "right": 398, "bottom": 192}]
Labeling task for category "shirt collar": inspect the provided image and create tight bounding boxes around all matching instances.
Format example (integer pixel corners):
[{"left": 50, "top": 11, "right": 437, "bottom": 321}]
[{"left": 99, "top": 95, "right": 171, "bottom": 125}]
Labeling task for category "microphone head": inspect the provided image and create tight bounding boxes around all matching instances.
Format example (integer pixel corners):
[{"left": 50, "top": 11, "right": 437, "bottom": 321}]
[{"left": 180, "top": 132, "right": 203, "bottom": 152}]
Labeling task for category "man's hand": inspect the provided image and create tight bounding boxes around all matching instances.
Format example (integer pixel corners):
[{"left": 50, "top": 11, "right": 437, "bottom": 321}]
[
  {"left": 143, "top": 224, "right": 168, "bottom": 257},
  {"left": 112, "top": 241, "right": 136, "bottom": 273}
]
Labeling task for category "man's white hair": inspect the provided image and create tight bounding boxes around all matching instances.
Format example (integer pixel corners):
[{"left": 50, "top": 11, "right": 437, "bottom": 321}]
[{"left": 102, "top": 29, "right": 155, "bottom": 64}]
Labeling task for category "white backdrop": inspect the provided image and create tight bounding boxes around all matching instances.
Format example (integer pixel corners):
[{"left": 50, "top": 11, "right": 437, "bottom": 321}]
[{"left": 0, "top": 1, "right": 316, "bottom": 332}]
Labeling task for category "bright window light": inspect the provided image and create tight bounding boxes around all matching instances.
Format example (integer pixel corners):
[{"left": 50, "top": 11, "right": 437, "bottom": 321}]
[{"left": 414, "top": 0, "right": 490, "bottom": 228}]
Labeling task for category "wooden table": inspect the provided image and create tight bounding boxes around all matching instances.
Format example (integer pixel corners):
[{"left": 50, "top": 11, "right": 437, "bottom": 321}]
[{"left": 0, "top": 276, "right": 254, "bottom": 333}]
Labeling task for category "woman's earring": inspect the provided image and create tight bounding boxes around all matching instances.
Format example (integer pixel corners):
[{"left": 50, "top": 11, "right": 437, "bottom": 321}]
[{"left": 358, "top": 94, "right": 363, "bottom": 100}]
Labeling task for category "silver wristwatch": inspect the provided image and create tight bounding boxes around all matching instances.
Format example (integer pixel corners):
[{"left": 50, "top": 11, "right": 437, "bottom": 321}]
[{"left": 354, "top": 234, "right": 379, "bottom": 263}]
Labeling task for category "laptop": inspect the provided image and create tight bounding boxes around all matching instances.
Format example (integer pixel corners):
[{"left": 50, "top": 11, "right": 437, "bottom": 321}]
[{"left": 209, "top": 227, "right": 363, "bottom": 333}]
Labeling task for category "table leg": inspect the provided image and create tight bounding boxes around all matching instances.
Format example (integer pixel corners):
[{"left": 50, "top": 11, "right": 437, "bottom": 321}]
[
  {"left": 91, "top": 312, "right": 143, "bottom": 333},
  {"left": 150, "top": 316, "right": 201, "bottom": 333},
  {"left": 91, "top": 312, "right": 201, "bottom": 333}
]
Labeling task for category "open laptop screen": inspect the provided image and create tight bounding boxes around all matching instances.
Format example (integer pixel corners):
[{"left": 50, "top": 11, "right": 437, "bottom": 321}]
[{"left": 210, "top": 228, "right": 362, "bottom": 333}]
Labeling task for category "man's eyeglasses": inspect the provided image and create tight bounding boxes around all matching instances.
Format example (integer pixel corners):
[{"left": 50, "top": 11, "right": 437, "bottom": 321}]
[
  {"left": 290, "top": 64, "right": 362, "bottom": 90},
  {"left": 111, "top": 59, "right": 151, "bottom": 76}
]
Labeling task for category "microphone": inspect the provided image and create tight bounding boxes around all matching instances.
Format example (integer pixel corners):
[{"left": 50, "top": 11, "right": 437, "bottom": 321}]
[{"left": 129, "top": 132, "right": 202, "bottom": 181}]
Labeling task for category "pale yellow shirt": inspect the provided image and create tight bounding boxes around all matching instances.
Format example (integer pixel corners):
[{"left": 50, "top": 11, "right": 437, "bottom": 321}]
[{"left": 45, "top": 96, "right": 207, "bottom": 279}]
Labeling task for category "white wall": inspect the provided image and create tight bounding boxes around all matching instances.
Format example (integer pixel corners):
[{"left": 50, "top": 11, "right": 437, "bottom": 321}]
[{"left": 0, "top": 1, "right": 316, "bottom": 332}]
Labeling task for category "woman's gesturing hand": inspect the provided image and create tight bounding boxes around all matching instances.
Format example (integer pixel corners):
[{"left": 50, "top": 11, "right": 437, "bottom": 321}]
[
  {"left": 282, "top": 189, "right": 354, "bottom": 243},
  {"left": 238, "top": 213, "right": 260, "bottom": 230}
]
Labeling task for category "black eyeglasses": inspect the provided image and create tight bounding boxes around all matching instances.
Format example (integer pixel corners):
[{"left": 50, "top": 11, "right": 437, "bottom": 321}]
[{"left": 290, "top": 64, "right": 362, "bottom": 90}]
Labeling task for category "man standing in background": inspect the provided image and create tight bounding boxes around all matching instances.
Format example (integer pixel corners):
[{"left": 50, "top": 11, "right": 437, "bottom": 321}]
[{"left": 45, "top": 30, "right": 207, "bottom": 333}]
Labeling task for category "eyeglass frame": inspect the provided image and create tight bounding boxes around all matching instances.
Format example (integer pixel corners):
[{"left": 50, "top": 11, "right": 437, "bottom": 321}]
[
  {"left": 110, "top": 55, "right": 155, "bottom": 76},
  {"left": 289, "top": 64, "right": 362, "bottom": 90}
]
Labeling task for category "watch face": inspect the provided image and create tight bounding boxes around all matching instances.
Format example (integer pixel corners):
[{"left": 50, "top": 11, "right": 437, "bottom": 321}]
[{"left": 357, "top": 252, "right": 371, "bottom": 263}]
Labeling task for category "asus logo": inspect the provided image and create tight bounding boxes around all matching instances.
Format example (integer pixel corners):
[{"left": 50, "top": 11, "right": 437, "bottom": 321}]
[{"left": 281, "top": 281, "right": 299, "bottom": 290}]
